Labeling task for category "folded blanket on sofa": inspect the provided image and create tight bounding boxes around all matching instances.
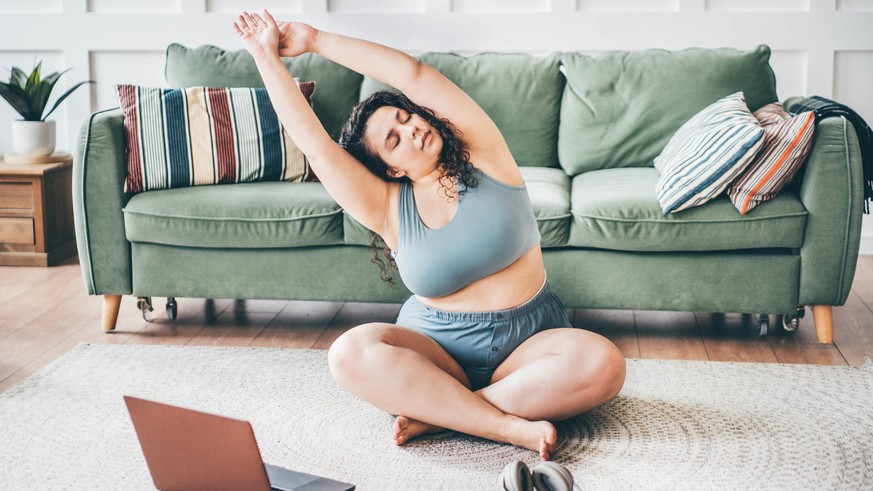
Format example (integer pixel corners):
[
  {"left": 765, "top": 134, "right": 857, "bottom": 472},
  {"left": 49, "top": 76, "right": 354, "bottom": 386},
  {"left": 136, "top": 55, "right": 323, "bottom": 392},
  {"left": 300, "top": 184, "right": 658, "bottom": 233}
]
[{"left": 786, "top": 96, "right": 873, "bottom": 213}]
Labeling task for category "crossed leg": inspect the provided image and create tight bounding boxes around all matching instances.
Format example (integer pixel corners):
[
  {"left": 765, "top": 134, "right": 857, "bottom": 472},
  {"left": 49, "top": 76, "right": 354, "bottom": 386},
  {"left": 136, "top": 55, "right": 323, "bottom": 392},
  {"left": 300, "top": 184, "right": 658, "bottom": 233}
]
[{"left": 327, "top": 323, "right": 626, "bottom": 460}]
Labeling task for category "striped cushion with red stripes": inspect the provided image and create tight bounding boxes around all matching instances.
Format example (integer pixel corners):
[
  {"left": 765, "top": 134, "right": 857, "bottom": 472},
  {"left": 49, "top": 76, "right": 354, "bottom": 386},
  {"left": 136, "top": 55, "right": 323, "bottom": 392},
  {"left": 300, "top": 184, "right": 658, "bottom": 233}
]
[
  {"left": 727, "top": 103, "right": 815, "bottom": 214},
  {"left": 117, "top": 83, "right": 315, "bottom": 193}
]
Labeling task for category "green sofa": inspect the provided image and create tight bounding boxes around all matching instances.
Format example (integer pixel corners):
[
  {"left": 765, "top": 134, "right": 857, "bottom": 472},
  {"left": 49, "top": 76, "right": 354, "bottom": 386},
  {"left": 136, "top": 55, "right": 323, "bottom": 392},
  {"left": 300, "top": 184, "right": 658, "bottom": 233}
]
[{"left": 73, "top": 43, "right": 863, "bottom": 343}]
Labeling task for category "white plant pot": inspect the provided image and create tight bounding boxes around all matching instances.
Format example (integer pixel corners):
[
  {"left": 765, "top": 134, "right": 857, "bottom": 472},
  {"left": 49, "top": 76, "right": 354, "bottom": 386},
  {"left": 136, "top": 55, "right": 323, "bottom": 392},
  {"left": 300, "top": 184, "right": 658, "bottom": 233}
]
[{"left": 11, "top": 120, "right": 56, "bottom": 158}]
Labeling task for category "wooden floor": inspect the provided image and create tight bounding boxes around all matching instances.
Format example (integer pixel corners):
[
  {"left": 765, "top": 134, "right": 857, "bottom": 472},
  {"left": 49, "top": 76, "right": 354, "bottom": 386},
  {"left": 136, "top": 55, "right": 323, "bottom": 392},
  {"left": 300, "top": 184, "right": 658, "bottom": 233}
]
[{"left": 2, "top": 255, "right": 872, "bottom": 394}]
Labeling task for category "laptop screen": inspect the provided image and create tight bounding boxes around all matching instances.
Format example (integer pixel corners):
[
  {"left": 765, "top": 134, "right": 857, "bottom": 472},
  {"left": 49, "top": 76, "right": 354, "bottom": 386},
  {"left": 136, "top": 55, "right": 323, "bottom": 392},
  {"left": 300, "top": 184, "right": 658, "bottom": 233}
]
[{"left": 124, "top": 396, "right": 272, "bottom": 491}]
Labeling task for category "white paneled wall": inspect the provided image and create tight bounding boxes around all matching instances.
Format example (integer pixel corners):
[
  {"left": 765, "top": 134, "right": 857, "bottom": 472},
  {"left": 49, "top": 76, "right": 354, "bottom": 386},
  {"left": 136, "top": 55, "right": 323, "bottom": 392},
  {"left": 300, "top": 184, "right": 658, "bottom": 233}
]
[
  {"left": 1, "top": 0, "right": 872, "bottom": 248},
  {"left": 577, "top": 0, "right": 679, "bottom": 12},
  {"left": 87, "top": 0, "right": 182, "bottom": 13},
  {"left": 705, "top": 0, "right": 811, "bottom": 12},
  {"left": 89, "top": 51, "right": 167, "bottom": 111}
]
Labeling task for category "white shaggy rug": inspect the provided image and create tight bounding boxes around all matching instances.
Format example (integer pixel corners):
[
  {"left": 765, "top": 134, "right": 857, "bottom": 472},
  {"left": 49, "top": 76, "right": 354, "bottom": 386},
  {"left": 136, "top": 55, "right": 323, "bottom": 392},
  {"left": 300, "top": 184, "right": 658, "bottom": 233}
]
[{"left": 1, "top": 343, "right": 871, "bottom": 490}]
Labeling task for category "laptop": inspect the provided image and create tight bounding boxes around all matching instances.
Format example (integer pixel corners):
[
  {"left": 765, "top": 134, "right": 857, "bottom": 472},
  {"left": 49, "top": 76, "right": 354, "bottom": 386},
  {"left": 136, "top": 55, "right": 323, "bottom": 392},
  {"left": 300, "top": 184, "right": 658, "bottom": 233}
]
[{"left": 124, "top": 395, "right": 355, "bottom": 491}]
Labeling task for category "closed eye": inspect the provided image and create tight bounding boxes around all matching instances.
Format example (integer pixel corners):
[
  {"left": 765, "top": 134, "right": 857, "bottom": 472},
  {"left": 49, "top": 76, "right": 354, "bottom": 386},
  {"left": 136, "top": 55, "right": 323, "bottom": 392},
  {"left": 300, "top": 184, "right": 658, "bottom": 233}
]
[{"left": 388, "top": 111, "right": 413, "bottom": 150}]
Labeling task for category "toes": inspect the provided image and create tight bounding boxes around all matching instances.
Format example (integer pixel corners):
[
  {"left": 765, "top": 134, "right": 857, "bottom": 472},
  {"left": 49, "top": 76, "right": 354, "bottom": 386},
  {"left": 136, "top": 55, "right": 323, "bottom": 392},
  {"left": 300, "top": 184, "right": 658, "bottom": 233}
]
[
  {"left": 540, "top": 441, "right": 551, "bottom": 460},
  {"left": 540, "top": 425, "right": 558, "bottom": 460},
  {"left": 541, "top": 442, "right": 554, "bottom": 461},
  {"left": 392, "top": 416, "right": 409, "bottom": 445}
]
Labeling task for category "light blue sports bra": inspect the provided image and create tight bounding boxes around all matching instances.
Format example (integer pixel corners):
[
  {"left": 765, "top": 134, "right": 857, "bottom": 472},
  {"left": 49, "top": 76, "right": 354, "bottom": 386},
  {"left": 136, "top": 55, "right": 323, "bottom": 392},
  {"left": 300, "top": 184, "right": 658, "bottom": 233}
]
[{"left": 392, "top": 170, "right": 541, "bottom": 298}]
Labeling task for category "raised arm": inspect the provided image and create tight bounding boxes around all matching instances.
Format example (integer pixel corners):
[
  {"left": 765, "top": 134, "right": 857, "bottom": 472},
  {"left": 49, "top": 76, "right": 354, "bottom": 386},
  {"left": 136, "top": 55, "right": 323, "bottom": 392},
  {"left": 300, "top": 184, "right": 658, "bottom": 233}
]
[
  {"left": 299, "top": 23, "right": 518, "bottom": 179},
  {"left": 234, "top": 11, "right": 394, "bottom": 237}
]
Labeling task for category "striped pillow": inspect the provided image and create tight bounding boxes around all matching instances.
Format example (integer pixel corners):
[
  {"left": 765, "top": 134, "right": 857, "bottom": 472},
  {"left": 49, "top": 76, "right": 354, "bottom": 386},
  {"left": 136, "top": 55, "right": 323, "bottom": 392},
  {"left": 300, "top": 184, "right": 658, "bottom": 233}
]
[
  {"left": 727, "top": 103, "right": 815, "bottom": 214},
  {"left": 654, "top": 92, "right": 765, "bottom": 214},
  {"left": 117, "top": 83, "right": 315, "bottom": 193}
]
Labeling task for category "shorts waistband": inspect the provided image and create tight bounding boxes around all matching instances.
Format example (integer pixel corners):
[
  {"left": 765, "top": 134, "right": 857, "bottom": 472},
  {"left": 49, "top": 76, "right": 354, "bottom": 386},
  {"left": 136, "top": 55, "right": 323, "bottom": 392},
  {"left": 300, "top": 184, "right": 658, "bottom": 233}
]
[{"left": 412, "top": 279, "right": 555, "bottom": 323}]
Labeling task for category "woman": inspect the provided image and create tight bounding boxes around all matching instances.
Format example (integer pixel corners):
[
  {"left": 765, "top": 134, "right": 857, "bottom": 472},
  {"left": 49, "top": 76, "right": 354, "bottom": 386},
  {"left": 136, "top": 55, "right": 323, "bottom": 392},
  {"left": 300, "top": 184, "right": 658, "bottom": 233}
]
[{"left": 234, "top": 10, "right": 626, "bottom": 460}]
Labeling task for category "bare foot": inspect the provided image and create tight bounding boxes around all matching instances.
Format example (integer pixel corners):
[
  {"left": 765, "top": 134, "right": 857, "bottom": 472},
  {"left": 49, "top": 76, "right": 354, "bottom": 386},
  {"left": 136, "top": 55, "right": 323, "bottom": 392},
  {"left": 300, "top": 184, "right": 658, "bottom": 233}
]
[
  {"left": 392, "top": 416, "right": 446, "bottom": 445},
  {"left": 509, "top": 420, "right": 558, "bottom": 460},
  {"left": 393, "top": 415, "right": 557, "bottom": 460}
]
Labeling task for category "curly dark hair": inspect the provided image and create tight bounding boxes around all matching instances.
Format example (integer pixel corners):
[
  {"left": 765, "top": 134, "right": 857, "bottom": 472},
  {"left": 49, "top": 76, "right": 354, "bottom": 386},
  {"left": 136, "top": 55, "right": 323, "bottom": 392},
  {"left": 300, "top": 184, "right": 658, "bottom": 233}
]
[{"left": 338, "top": 91, "right": 478, "bottom": 285}]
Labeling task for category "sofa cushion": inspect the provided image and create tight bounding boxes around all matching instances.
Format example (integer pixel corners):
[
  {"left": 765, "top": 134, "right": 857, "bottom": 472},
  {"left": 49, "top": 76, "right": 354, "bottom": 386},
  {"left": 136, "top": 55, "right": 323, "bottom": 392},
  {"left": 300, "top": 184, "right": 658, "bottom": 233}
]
[
  {"left": 569, "top": 168, "right": 807, "bottom": 252},
  {"left": 523, "top": 167, "right": 572, "bottom": 247},
  {"left": 165, "top": 44, "right": 363, "bottom": 140},
  {"left": 343, "top": 167, "right": 572, "bottom": 247},
  {"left": 123, "top": 182, "right": 344, "bottom": 248},
  {"left": 559, "top": 45, "right": 777, "bottom": 175},
  {"left": 360, "top": 52, "right": 565, "bottom": 168},
  {"left": 728, "top": 104, "right": 816, "bottom": 215},
  {"left": 117, "top": 84, "right": 315, "bottom": 193},
  {"left": 654, "top": 92, "right": 765, "bottom": 214}
]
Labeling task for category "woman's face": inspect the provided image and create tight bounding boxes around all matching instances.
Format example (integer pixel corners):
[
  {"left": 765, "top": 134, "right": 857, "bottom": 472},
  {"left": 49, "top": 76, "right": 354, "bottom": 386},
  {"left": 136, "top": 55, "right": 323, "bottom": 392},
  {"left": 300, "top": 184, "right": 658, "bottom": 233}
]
[{"left": 363, "top": 105, "right": 443, "bottom": 180}]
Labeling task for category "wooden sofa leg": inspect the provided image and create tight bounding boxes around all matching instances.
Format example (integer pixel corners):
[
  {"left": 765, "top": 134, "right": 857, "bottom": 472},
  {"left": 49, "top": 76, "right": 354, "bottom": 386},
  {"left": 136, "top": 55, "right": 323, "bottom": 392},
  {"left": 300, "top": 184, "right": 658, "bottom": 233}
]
[
  {"left": 811, "top": 305, "right": 833, "bottom": 344},
  {"left": 102, "top": 294, "right": 122, "bottom": 332}
]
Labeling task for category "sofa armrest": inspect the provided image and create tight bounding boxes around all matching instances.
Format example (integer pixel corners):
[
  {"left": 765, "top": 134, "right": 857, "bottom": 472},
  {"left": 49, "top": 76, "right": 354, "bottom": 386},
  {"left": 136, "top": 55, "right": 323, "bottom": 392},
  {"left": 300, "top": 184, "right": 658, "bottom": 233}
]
[
  {"left": 796, "top": 115, "right": 864, "bottom": 306},
  {"left": 72, "top": 108, "right": 133, "bottom": 296}
]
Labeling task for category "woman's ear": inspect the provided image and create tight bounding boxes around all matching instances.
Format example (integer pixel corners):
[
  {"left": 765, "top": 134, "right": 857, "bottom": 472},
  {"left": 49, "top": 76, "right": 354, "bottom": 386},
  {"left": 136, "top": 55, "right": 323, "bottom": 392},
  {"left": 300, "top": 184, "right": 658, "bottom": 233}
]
[{"left": 387, "top": 168, "right": 406, "bottom": 179}]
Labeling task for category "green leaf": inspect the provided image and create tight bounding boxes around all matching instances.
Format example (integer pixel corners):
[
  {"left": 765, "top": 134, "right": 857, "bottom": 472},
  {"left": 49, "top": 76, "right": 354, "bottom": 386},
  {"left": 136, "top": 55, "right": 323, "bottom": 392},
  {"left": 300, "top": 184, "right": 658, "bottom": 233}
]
[
  {"left": 42, "top": 68, "right": 70, "bottom": 88},
  {"left": 10, "top": 67, "right": 27, "bottom": 89},
  {"left": 33, "top": 70, "right": 64, "bottom": 119},
  {"left": 2, "top": 63, "right": 90, "bottom": 121},
  {"left": 42, "top": 80, "right": 93, "bottom": 120},
  {"left": 32, "top": 69, "right": 71, "bottom": 119},
  {"left": 33, "top": 81, "right": 52, "bottom": 120},
  {"left": 24, "top": 62, "right": 41, "bottom": 94},
  {"left": 0, "top": 81, "right": 35, "bottom": 119}
]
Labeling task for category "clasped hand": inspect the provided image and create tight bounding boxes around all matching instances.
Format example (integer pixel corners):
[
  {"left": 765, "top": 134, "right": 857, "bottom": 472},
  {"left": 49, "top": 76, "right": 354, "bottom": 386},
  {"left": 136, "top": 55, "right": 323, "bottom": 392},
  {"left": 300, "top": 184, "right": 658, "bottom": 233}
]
[{"left": 233, "top": 9, "right": 317, "bottom": 59}]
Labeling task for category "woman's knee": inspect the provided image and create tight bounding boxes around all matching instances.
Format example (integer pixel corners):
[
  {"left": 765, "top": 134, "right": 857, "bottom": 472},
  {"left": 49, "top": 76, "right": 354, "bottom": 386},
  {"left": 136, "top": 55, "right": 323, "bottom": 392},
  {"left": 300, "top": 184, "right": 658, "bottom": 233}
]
[
  {"left": 567, "top": 339, "right": 625, "bottom": 403},
  {"left": 590, "top": 342, "right": 627, "bottom": 401},
  {"left": 327, "top": 322, "right": 389, "bottom": 383}
]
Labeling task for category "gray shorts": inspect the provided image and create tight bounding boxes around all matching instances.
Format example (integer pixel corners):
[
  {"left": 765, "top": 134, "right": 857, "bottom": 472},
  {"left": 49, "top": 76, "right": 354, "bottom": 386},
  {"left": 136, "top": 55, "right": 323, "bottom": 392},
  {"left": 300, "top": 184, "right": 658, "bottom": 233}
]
[{"left": 395, "top": 280, "right": 572, "bottom": 390}]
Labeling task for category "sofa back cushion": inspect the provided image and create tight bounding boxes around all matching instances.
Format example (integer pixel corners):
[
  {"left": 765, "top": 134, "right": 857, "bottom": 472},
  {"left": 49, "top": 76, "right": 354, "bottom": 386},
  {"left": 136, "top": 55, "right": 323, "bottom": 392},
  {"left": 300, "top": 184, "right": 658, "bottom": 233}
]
[
  {"left": 558, "top": 45, "right": 777, "bottom": 175},
  {"left": 165, "top": 44, "right": 363, "bottom": 140},
  {"left": 360, "top": 52, "right": 565, "bottom": 168}
]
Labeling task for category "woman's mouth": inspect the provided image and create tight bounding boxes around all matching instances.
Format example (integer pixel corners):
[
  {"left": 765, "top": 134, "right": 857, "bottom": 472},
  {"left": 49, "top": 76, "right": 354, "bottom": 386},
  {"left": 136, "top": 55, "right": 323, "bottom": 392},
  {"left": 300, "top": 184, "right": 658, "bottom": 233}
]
[{"left": 422, "top": 131, "right": 430, "bottom": 149}]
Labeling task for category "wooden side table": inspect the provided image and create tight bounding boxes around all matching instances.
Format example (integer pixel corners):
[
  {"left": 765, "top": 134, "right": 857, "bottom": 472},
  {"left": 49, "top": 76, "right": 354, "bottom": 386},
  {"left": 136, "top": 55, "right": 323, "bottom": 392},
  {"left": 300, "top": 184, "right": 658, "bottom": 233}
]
[{"left": 0, "top": 155, "right": 76, "bottom": 266}]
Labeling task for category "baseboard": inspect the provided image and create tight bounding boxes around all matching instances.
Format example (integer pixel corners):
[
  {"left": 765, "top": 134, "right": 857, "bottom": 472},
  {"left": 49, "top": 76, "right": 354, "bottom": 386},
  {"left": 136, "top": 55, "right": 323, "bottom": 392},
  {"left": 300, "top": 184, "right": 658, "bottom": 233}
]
[{"left": 860, "top": 234, "right": 873, "bottom": 255}]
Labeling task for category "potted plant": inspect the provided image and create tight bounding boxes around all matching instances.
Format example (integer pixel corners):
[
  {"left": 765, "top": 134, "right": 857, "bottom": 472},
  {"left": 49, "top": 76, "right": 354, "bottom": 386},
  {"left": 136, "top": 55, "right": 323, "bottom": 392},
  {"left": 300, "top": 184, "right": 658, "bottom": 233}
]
[{"left": 0, "top": 62, "right": 92, "bottom": 160}]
